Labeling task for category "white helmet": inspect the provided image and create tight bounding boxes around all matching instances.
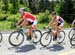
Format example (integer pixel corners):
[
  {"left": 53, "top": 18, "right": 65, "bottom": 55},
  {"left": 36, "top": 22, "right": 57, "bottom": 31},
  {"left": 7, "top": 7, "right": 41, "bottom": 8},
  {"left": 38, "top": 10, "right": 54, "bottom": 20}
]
[{"left": 19, "top": 7, "right": 25, "bottom": 13}]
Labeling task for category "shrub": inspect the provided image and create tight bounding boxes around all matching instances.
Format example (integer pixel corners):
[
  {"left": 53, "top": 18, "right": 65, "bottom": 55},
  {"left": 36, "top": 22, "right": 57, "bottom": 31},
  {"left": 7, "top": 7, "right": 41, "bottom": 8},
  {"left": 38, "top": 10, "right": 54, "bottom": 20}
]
[
  {"left": 37, "top": 10, "right": 50, "bottom": 23},
  {"left": 0, "top": 13, "right": 8, "bottom": 21},
  {"left": 0, "top": 21, "right": 12, "bottom": 30},
  {"left": 54, "top": 3, "right": 61, "bottom": 15},
  {"left": 7, "top": 13, "right": 20, "bottom": 28},
  {"left": 7, "top": 13, "right": 20, "bottom": 22}
]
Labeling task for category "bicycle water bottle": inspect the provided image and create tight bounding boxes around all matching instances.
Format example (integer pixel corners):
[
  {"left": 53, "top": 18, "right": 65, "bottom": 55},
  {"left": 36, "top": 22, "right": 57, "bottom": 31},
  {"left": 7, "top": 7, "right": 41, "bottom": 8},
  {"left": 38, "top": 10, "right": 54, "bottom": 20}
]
[{"left": 21, "top": 28, "right": 29, "bottom": 33}]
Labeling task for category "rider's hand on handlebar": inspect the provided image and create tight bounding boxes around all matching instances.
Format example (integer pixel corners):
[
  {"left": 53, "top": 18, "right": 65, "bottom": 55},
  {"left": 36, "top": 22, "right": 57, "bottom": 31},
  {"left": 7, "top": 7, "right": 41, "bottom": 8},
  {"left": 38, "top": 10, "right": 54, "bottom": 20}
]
[
  {"left": 16, "top": 26, "right": 19, "bottom": 29},
  {"left": 43, "top": 26, "right": 48, "bottom": 29}
]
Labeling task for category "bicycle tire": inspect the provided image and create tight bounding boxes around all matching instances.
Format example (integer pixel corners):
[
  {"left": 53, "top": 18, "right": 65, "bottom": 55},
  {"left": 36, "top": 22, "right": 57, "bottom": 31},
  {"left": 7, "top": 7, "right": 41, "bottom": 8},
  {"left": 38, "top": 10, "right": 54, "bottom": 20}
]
[
  {"left": 57, "top": 30, "right": 65, "bottom": 44},
  {"left": 68, "top": 29, "right": 75, "bottom": 39},
  {"left": 0, "top": 33, "right": 2, "bottom": 43},
  {"left": 9, "top": 31, "right": 24, "bottom": 47},
  {"left": 70, "top": 34, "right": 75, "bottom": 46},
  {"left": 40, "top": 32, "right": 52, "bottom": 47},
  {"left": 32, "top": 30, "right": 42, "bottom": 43}
]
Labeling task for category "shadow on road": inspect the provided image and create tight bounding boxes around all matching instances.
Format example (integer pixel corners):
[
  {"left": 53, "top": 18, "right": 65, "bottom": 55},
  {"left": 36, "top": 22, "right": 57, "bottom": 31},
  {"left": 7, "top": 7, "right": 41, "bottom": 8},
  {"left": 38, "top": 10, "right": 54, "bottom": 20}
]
[
  {"left": 40, "top": 44, "right": 64, "bottom": 51},
  {"left": 48, "top": 44, "right": 64, "bottom": 51},
  {"left": 15, "top": 44, "right": 36, "bottom": 53}
]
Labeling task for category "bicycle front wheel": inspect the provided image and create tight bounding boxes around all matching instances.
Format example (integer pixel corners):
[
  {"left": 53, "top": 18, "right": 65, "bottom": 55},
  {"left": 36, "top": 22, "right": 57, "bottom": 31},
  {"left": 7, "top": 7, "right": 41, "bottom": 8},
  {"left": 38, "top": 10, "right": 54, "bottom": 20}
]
[
  {"left": 70, "top": 34, "right": 75, "bottom": 46},
  {"left": 9, "top": 31, "right": 24, "bottom": 47},
  {"left": 57, "top": 31, "right": 65, "bottom": 44},
  {"left": 32, "top": 30, "right": 42, "bottom": 43},
  {"left": 68, "top": 29, "right": 75, "bottom": 39},
  {"left": 40, "top": 32, "right": 52, "bottom": 47},
  {"left": 0, "top": 33, "right": 2, "bottom": 43}
]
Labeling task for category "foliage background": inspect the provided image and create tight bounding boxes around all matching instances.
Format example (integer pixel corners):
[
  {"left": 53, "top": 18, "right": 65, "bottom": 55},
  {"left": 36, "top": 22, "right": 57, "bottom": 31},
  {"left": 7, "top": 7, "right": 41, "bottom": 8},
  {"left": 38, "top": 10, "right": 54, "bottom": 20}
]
[{"left": 0, "top": 0, "right": 75, "bottom": 30}]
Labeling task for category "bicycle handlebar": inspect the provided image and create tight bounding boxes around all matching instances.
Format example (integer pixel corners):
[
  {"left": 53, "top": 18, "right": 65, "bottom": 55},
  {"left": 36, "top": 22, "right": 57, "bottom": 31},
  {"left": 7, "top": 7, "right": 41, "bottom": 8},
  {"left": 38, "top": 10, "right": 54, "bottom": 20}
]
[{"left": 43, "top": 27, "right": 52, "bottom": 31}]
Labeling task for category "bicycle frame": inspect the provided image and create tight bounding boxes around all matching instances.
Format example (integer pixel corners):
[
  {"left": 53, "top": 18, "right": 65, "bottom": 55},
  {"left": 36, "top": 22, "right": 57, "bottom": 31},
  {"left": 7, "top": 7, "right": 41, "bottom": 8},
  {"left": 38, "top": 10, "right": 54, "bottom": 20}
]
[
  {"left": 46, "top": 28, "right": 56, "bottom": 36},
  {"left": 16, "top": 27, "right": 29, "bottom": 38},
  {"left": 73, "top": 27, "right": 75, "bottom": 30},
  {"left": 46, "top": 28, "right": 64, "bottom": 38}
]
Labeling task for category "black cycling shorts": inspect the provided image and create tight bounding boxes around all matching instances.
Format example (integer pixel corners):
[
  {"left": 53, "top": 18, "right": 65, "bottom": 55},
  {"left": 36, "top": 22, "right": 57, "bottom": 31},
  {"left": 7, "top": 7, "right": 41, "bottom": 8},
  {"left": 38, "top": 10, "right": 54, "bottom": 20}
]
[
  {"left": 28, "top": 21, "right": 33, "bottom": 25},
  {"left": 58, "top": 23, "right": 61, "bottom": 26}
]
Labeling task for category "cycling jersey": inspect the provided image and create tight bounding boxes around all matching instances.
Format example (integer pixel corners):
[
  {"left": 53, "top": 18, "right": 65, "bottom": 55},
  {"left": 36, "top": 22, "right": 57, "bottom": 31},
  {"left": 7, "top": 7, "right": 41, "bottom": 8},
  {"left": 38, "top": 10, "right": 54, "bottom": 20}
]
[
  {"left": 20, "top": 12, "right": 37, "bottom": 28},
  {"left": 52, "top": 16, "right": 64, "bottom": 30},
  {"left": 52, "top": 16, "right": 64, "bottom": 24},
  {"left": 21, "top": 12, "right": 36, "bottom": 22}
]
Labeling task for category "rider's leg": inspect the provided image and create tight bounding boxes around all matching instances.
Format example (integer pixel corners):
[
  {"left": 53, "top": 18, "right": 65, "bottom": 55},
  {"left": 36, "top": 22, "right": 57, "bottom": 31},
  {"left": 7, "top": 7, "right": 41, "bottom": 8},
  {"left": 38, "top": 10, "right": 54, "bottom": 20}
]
[
  {"left": 20, "top": 20, "right": 32, "bottom": 40},
  {"left": 52, "top": 22, "right": 58, "bottom": 30},
  {"left": 28, "top": 25, "right": 36, "bottom": 37},
  {"left": 56, "top": 23, "right": 63, "bottom": 38},
  {"left": 28, "top": 20, "right": 37, "bottom": 39},
  {"left": 53, "top": 26, "right": 63, "bottom": 41},
  {"left": 52, "top": 22, "right": 58, "bottom": 41}
]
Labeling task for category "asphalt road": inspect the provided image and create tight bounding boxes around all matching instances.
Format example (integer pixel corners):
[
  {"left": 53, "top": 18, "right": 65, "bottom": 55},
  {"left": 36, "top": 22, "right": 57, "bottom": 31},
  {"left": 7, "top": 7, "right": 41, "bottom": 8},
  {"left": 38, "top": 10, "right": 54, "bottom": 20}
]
[{"left": 0, "top": 29, "right": 75, "bottom": 55}]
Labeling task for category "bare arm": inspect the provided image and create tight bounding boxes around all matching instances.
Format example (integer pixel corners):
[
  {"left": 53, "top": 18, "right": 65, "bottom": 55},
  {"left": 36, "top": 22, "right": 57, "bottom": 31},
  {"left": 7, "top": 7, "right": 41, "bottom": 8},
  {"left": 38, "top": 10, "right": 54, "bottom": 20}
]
[
  {"left": 47, "top": 19, "right": 54, "bottom": 27},
  {"left": 16, "top": 18, "right": 23, "bottom": 26},
  {"left": 72, "top": 19, "right": 75, "bottom": 26}
]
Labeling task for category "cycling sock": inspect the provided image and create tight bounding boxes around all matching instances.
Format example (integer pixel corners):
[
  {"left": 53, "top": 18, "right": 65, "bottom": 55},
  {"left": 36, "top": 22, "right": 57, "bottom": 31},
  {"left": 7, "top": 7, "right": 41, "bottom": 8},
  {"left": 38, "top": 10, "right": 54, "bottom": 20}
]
[
  {"left": 53, "top": 35, "right": 57, "bottom": 41},
  {"left": 27, "top": 34, "right": 32, "bottom": 40}
]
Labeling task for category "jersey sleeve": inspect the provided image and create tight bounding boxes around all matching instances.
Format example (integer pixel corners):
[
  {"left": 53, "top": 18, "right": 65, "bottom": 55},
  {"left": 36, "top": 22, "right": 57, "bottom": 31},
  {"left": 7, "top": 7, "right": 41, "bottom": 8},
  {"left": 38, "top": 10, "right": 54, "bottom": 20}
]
[
  {"left": 20, "top": 14, "right": 26, "bottom": 19},
  {"left": 52, "top": 17, "right": 54, "bottom": 20}
]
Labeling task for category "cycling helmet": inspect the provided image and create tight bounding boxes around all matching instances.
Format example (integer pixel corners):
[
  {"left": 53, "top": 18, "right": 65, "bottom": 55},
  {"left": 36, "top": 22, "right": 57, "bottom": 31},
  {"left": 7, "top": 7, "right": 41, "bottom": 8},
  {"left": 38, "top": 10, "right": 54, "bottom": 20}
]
[
  {"left": 19, "top": 7, "right": 25, "bottom": 12},
  {"left": 51, "top": 11, "right": 56, "bottom": 15}
]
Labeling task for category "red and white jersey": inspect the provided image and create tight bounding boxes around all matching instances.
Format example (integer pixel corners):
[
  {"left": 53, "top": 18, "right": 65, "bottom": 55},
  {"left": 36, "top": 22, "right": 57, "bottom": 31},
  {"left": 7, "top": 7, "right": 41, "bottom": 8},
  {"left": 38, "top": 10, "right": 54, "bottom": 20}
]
[
  {"left": 52, "top": 16, "right": 64, "bottom": 23},
  {"left": 21, "top": 12, "right": 36, "bottom": 22}
]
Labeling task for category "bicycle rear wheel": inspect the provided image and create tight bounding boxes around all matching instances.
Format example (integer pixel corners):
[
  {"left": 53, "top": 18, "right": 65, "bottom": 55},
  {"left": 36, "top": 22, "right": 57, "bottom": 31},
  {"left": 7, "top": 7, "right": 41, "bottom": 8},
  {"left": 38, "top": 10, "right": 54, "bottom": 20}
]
[
  {"left": 32, "top": 30, "right": 42, "bottom": 43},
  {"left": 40, "top": 32, "right": 52, "bottom": 47},
  {"left": 0, "top": 33, "right": 2, "bottom": 43},
  {"left": 70, "top": 34, "right": 75, "bottom": 46},
  {"left": 57, "top": 31, "right": 65, "bottom": 44},
  {"left": 68, "top": 29, "right": 75, "bottom": 39},
  {"left": 9, "top": 31, "right": 24, "bottom": 47}
]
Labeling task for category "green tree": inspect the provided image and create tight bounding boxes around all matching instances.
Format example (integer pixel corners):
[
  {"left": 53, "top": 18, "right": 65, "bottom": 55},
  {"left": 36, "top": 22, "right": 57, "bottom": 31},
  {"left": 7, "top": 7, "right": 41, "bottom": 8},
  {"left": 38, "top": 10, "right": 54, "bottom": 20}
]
[
  {"left": 28, "top": 0, "right": 37, "bottom": 13},
  {"left": 19, "top": 0, "right": 29, "bottom": 7},
  {"left": 39, "top": 0, "right": 51, "bottom": 12},
  {"left": 59, "top": 0, "right": 74, "bottom": 23},
  {"left": 11, "top": 0, "right": 19, "bottom": 14},
  {"left": 2, "top": 0, "right": 9, "bottom": 12}
]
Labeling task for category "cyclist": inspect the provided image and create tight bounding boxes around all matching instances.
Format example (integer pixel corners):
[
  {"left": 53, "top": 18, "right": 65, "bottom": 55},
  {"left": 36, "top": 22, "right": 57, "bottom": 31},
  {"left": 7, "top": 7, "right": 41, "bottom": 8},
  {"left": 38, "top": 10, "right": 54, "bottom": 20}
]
[
  {"left": 46, "top": 11, "right": 64, "bottom": 43},
  {"left": 16, "top": 7, "right": 37, "bottom": 40},
  {"left": 72, "top": 19, "right": 75, "bottom": 28}
]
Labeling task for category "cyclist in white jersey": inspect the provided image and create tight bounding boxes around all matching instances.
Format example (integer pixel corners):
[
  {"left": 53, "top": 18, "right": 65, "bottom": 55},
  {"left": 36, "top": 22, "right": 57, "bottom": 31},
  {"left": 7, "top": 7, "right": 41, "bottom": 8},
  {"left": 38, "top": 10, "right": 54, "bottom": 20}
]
[{"left": 46, "top": 11, "right": 64, "bottom": 42}]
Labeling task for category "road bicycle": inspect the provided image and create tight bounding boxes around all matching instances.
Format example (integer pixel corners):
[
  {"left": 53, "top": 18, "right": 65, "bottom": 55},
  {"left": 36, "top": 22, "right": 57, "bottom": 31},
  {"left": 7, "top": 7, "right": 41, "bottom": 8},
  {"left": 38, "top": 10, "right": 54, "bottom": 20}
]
[
  {"left": 0, "top": 32, "right": 2, "bottom": 43},
  {"left": 70, "top": 33, "right": 75, "bottom": 46},
  {"left": 68, "top": 27, "right": 75, "bottom": 39},
  {"left": 8, "top": 26, "right": 42, "bottom": 47},
  {"left": 40, "top": 27, "right": 65, "bottom": 47}
]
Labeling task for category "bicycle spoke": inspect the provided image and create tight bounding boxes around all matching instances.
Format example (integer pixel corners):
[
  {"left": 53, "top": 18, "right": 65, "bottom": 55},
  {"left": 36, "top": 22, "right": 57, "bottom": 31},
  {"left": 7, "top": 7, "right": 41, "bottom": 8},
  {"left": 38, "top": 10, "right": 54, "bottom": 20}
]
[
  {"left": 9, "top": 31, "right": 24, "bottom": 47},
  {"left": 70, "top": 34, "right": 75, "bottom": 46},
  {"left": 32, "top": 30, "right": 42, "bottom": 43},
  {"left": 57, "top": 31, "right": 65, "bottom": 43},
  {"left": 40, "top": 32, "right": 52, "bottom": 47}
]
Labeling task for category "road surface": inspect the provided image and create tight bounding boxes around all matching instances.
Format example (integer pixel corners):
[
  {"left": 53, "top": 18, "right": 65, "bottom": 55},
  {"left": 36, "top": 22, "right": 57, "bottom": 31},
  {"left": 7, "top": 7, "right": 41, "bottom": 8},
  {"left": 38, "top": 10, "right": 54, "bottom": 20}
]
[{"left": 0, "top": 29, "right": 75, "bottom": 55}]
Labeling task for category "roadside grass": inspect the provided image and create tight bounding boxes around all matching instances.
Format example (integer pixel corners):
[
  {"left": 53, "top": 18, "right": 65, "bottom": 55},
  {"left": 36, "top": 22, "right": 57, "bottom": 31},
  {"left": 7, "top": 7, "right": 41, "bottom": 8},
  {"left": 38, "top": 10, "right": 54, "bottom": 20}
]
[
  {"left": 0, "top": 21, "right": 15, "bottom": 30},
  {"left": 37, "top": 21, "right": 71, "bottom": 29},
  {"left": 0, "top": 21, "right": 71, "bottom": 31},
  {"left": 64, "top": 21, "right": 71, "bottom": 28},
  {"left": 37, "top": 23, "right": 48, "bottom": 29}
]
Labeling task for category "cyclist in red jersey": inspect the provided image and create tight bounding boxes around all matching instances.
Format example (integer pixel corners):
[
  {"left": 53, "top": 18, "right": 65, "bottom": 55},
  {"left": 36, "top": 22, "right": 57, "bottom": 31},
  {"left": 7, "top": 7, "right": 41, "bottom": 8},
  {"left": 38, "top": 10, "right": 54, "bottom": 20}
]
[{"left": 16, "top": 8, "right": 37, "bottom": 40}]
